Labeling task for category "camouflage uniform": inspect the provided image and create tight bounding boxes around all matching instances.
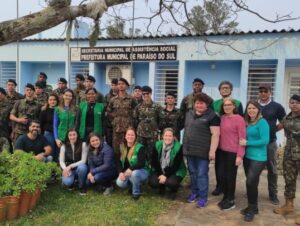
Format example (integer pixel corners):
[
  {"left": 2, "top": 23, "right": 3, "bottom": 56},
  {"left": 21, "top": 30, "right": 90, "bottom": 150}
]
[
  {"left": 44, "top": 84, "right": 53, "bottom": 94},
  {"left": 106, "top": 93, "right": 137, "bottom": 154},
  {"left": 53, "top": 88, "right": 65, "bottom": 99},
  {"left": 0, "top": 99, "right": 13, "bottom": 138},
  {"left": 134, "top": 101, "right": 162, "bottom": 160},
  {"left": 35, "top": 92, "right": 48, "bottom": 106},
  {"left": 282, "top": 112, "right": 300, "bottom": 199},
  {"left": 73, "top": 87, "right": 86, "bottom": 106},
  {"left": 104, "top": 90, "right": 118, "bottom": 146},
  {"left": 0, "top": 137, "right": 10, "bottom": 153},
  {"left": 10, "top": 98, "right": 41, "bottom": 143},
  {"left": 6, "top": 91, "right": 24, "bottom": 107},
  {"left": 159, "top": 107, "right": 184, "bottom": 140}
]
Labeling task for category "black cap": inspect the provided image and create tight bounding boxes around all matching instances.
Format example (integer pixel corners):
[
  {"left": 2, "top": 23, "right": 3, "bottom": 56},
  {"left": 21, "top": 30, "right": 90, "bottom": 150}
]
[
  {"left": 25, "top": 83, "right": 35, "bottom": 91},
  {"left": 133, "top": 85, "right": 142, "bottom": 90},
  {"left": 7, "top": 79, "right": 17, "bottom": 86},
  {"left": 193, "top": 78, "right": 205, "bottom": 85},
  {"left": 119, "top": 78, "right": 130, "bottom": 87},
  {"left": 111, "top": 78, "right": 118, "bottom": 85},
  {"left": 142, "top": 86, "right": 152, "bottom": 93},
  {"left": 58, "top": 77, "right": 67, "bottom": 84},
  {"left": 87, "top": 75, "right": 96, "bottom": 83},
  {"left": 35, "top": 81, "right": 45, "bottom": 89},
  {"left": 39, "top": 72, "right": 47, "bottom": 79},
  {"left": 0, "top": 87, "right": 7, "bottom": 95},
  {"left": 166, "top": 91, "right": 176, "bottom": 98},
  {"left": 290, "top": 94, "right": 300, "bottom": 102},
  {"left": 75, "top": 74, "right": 85, "bottom": 81}
]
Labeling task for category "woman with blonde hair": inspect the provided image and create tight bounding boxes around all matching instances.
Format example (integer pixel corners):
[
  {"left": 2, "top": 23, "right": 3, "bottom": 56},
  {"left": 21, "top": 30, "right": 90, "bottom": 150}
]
[{"left": 116, "top": 127, "right": 149, "bottom": 200}]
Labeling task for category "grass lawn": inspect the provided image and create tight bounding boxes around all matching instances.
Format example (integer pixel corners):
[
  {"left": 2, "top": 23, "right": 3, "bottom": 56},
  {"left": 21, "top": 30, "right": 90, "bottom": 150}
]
[{"left": 4, "top": 183, "right": 173, "bottom": 226}]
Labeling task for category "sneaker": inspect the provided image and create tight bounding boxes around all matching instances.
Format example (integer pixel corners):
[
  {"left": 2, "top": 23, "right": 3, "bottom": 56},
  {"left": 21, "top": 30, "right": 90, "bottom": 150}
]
[
  {"left": 211, "top": 187, "right": 222, "bottom": 196},
  {"left": 244, "top": 211, "right": 255, "bottom": 222},
  {"left": 269, "top": 195, "right": 280, "bottom": 205},
  {"left": 103, "top": 186, "right": 114, "bottom": 196},
  {"left": 221, "top": 200, "right": 236, "bottom": 211},
  {"left": 240, "top": 206, "right": 259, "bottom": 215},
  {"left": 196, "top": 199, "right": 207, "bottom": 208},
  {"left": 79, "top": 188, "right": 87, "bottom": 195},
  {"left": 217, "top": 199, "right": 226, "bottom": 209},
  {"left": 187, "top": 193, "right": 198, "bottom": 203}
]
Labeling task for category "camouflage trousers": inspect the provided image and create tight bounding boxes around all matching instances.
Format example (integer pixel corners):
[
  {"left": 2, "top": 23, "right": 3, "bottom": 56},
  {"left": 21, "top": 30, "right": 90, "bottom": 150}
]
[
  {"left": 112, "top": 131, "right": 124, "bottom": 161},
  {"left": 137, "top": 136, "right": 158, "bottom": 162},
  {"left": 283, "top": 158, "right": 300, "bottom": 199}
]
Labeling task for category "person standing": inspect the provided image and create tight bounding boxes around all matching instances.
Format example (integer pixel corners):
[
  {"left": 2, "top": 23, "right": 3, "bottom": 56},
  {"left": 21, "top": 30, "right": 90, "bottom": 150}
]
[
  {"left": 240, "top": 101, "right": 270, "bottom": 222},
  {"left": 134, "top": 86, "right": 162, "bottom": 161},
  {"left": 10, "top": 83, "right": 41, "bottom": 143},
  {"left": 6, "top": 79, "right": 23, "bottom": 107},
  {"left": 73, "top": 73, "right": 86, "bottom": 106},
  {"left": 132, "top": 85, "right": 143, "bottom": 105},
  {"left": 53, "top": 78, "right": 68, "bottom": 98},
  {"left": 183, "top": 93, "right": 220, "bottom": 208},
  {"left": 106, "top": 78, "right": 136, "bottom": 156},
  {"left": 82, "top": 75, "right": 105, "bottom": 103},
  {"left": 0, "top": 88, "right": 12, "bottom": 140},
  {"left": 159, "top": 91, "right": 183, "bottom": 140},
  {"left": 274, "top": 94, "right": 300, "bottom": 225},
  {"left": 257, "top": 83, "right": 286, "bottom": 205},
  {"left": 212, "top": 80, "right": 244, "bottom": 196},
  {"left": 35, "top": 81, "right": 48, "bottom": 107},
  {"left": 36, "top": 72, "right": 53, "bottom": 93}
]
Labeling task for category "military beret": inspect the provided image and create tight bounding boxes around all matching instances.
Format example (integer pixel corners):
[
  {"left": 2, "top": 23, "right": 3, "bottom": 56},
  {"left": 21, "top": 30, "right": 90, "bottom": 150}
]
[
  {"left": 133, "top": 85, "right": 142, "bottom": 90},
  {"left": 87, "top": 75, "right": 96, "bottom": 83},
  {"left": 258, "top": 83, "right": 271, "bottom": 91},
  {"left": 39, "top": 72, "right": 47, "bottom": 79},
  {"left": 25, "top": 83, "right": 35, "bottom": 91},
  {"left": 111, "top": 78, "right": 118, "bottom": 85},
  {"left": 75, "top": 74, "right": 85, "bottom": 81},
  {"left": 119, "top": 78, "right": 129, "bottom": 86},
  {"left": 0, "top": 87, "right": 7, "bottom": 95},
  {"left": 290, "top": 94, "right": 300, "bottom": 102},
  {"left": 35, "top": 81, "right": 45, "bottom": 89},
  {"left": 142, "top": 86, "right": 152, "bottom": 93},
  {"left": 166, "top": 91, "right": 176, "bottom": 98},
  {"left": 58, "top": 77, "right": 68, "bottom": 84},
  {"left": 193, "top": 78, "right": 205, "bottom": 85},
  {"left": 7, "top": 79, "right": 17, "bottom": 86}
]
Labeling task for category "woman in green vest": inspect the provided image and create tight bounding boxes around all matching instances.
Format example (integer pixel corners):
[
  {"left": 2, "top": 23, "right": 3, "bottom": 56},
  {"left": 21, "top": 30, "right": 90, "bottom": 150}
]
[
  {"left": 116, "top": 127, "right": 149, "bottom": 200},
  {"left": 77, "top": 88, "right": 105, "bottom": 141},
  {"left": 149, "top": 128, "right": 186, "bottom": 199},
  {"left": 54, "top": 89, "right": 78, "bottom": 148}
]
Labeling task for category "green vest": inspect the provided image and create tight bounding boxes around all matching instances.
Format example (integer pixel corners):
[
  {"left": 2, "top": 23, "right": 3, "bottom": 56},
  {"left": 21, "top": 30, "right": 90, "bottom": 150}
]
[
  {"left": 120, "top": 143, "right": 149, "bottom": 171},
  {"left": 79, "top": 101, "right": 104, "bottom": 139},
  {"left": 55, "top": 107, "right": 76, "bottom": 141},
  {"left": 154, "top": 140, "right": 187, "bottom": 178}
]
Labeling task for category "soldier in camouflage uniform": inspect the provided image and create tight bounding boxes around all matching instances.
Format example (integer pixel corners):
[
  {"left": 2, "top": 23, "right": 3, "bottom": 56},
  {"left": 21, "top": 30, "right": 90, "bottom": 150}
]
[
  {"left": 81, "top": 75, "right": 105, "bottom": 103},
  {"left": 274, "top": 94, "right": 300, "bottom": 225},
  {"left": 73, "top": 73, "right": 86, "bottom": 106},
  {"left": 106, "top": 78, "right": 136, "bottom": 157},
  {"left": 133, "top": 86, "right": 162, "bottom": 161},
  {"left": 159, "top": 91, "right": 183, "bottom": 140},
  {"left": 0, "top": 87, "right": 12, "bottom": 139},
  {"left": 35, "top": 81, "right": 49, "bottom": 106},
  {"left": 104, "top": 78, "right": 119, "bottom": 146},
  {"left": 10, "top": 84, "right": 41, "bottom": 144},
  {"left": 132, "top": 85, "right": 143, "bottom": 105},
  {"left": 37, "top": 72, "right": 53, "bottom": 94},
  {"left": 53, "top": 77, "right": 68, "bottom": 98},
  {"left": 6, "top": 79, "right": 23, "bottom": 108},
  {"left": 180, "top": 78, "right": 213, "bottom": 121}
]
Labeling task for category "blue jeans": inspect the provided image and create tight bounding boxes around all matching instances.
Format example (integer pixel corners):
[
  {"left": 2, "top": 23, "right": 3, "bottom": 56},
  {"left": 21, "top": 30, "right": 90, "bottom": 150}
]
[
  {"left": 187, "top": 156, "right": 209, "bottom": 200},
  {"left": 86, "top": 170, "right": 118, "bottom": 187},
  {"left": 44, "top": 131, "right": 58, "bottom": 162},
  {"left": 116, "top": 169, "right": 149, "bottom": 195},
  {"left": 62, "top": 164, "right": 88, "bottom": 189}
]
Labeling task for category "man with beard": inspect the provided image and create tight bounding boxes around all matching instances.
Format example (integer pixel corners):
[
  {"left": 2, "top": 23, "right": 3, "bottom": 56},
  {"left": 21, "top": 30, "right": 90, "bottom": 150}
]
[{"left": 15, "top": 120, "right": 52, "bottom": 162}]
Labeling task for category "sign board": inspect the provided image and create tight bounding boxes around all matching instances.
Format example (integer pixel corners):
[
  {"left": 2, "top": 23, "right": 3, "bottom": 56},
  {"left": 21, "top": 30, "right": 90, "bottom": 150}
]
[{"left": 70, "top": 45, "right": 177, "bottom": 62}]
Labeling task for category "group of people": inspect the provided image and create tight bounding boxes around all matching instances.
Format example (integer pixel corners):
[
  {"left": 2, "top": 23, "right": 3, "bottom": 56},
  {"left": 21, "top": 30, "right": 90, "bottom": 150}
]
[{"left": 0, "top": 72, "right": 300, "bottom": 223}]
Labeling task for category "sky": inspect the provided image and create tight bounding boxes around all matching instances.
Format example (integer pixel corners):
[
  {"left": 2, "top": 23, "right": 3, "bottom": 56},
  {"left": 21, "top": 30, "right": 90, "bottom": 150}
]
[{"left": 0, "top": 0, "right": 300, "bottom": 35}]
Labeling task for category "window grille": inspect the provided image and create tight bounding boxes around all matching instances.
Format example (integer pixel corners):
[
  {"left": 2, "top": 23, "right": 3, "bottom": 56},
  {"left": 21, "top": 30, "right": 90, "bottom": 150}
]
[
  {"left": 70, "top": 62, "right": 89, "bottom": 89},
  {"left": 0, "top": 62, "right": 16, "bottom": 89}
]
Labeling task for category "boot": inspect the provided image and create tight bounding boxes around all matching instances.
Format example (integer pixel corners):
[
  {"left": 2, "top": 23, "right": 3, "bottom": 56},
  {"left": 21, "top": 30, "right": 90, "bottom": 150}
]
[
  {"left": 273, "top": 198, "right": 294, "bottom": 215},
  {"left": 295, "top": 214, "right": 300, "bottom": 225}
]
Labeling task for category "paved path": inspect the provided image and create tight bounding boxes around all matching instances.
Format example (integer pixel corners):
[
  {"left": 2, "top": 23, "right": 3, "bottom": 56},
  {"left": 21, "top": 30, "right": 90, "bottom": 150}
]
[{"left": 157, "top": 163, "right": 300, "bottom": 226}]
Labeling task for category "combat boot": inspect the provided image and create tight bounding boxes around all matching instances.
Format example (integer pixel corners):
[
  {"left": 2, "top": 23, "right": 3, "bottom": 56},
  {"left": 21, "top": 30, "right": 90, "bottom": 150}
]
[
  {"left": 273, "top": 198, "right": 294, "bottom": 215},
  {"left": 295, "top": 214, "right": 300, "bottom": 225}
]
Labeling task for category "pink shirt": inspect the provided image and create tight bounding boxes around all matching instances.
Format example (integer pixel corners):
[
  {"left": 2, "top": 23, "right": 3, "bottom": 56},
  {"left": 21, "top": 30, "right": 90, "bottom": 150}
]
[{"left": 219, "top": 114, "right": 246, "bottom": 158}]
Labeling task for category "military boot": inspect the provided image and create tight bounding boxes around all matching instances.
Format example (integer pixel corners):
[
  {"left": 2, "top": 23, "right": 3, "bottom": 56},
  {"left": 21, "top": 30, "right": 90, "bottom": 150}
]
[
  {"left": 295, "top": 214, "right": 300, "bottom": 225},
  {"left": 273, "top": 198, "right": 294, "bottom": 215}
]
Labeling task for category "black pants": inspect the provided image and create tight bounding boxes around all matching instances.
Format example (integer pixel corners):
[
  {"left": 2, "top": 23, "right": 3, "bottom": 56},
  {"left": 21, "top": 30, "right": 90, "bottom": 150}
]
[
  {"left": 149, "top": 173, "right": 182, "bottom": 193},
  {"left": 244, "top": 158, "right": 266, "bottom": 206},
  {"left": 219, "top": 150, "right": 238, "bottom": 201},
  {"left": 214, "top": 148, "right": 222, "bottom": 190}
]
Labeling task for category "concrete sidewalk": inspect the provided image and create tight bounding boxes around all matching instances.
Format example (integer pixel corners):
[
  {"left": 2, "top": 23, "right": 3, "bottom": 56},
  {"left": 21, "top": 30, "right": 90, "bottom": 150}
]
[{"left": 156, "top": 163, "right": 300, "bottom": 226}]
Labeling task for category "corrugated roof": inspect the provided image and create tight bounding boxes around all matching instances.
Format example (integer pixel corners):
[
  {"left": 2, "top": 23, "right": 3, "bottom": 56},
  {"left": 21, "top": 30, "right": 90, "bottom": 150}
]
[{"left": 22, "top": 29, "right": 300, "bottom": 42}]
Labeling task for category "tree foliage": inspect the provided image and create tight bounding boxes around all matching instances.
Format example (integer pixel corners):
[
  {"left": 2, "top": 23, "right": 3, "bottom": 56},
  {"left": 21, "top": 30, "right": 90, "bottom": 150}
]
[
  {"left": 106, "top": 16, "right": 125, "bottom": 38},
  {"left": 184, "top": 0, "right": 239, "bottom": 34}
]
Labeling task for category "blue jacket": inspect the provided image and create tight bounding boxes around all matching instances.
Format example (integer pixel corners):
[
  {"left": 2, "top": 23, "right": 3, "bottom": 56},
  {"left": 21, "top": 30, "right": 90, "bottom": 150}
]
[{"left": 88, "top": 143, "right": 116, "bottom": 175}]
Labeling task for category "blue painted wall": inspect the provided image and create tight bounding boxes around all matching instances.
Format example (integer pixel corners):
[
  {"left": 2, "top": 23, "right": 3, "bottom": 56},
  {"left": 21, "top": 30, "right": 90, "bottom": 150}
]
[{"left": 132, "top": 62, "right": 149, "bottom": 88}]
